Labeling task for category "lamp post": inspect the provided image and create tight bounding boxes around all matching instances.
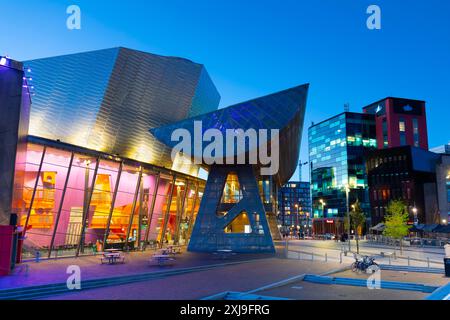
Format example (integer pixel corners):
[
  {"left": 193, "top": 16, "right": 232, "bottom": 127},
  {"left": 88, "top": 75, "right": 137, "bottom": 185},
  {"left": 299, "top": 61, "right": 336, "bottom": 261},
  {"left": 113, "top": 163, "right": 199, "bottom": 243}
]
[
  {"left": 306, "top": 212, "right": 310, "bottom": 237},
  {"left": 295, "top": 204, "right": 300, "bottom": 239},
  {"left": 320, "top": 199, "right": 326, "bottom": 238},
  {"left": 412, "top": 206, "right": 418, "bottom": 226},
  {"left": 345, "top": 184, "right": 351, "bottom": 252}
]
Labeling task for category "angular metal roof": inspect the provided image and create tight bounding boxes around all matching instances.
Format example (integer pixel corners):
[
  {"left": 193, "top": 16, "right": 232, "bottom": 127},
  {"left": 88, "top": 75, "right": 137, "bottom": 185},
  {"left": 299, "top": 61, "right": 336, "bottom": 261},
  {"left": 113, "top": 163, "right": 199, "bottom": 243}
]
[{"left": 150, "top": 84, "right": 309, "bottom": 185}]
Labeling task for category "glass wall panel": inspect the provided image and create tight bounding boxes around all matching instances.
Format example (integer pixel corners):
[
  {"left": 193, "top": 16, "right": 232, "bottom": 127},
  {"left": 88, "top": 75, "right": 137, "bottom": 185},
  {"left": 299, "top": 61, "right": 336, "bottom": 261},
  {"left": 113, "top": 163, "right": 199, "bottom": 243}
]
[
  {"left": 24, "top": 147, "right": 72, "bottom": 258},
  {"left": 79, "top": 159, "right": 121, "bottom": 253},
  {"left": 187, "top": 183, "right": 204, "bottom": 241},
  {"left": 139, "top": 171, "right": 159, "bottom": 247},
  {"left": 160, "top": 178, "right": 186, "bottom": 245},
  {"left": 53, "top": 154, "right": 98, "bottom": 257},
  {"left": 176, "top": 181, "right": 196, "bottom": 245},
  {"left": 149, "top": 175, "right": 173, "bottom": 244},
  {"left": 13, "top": 144, "right": 45, "bottom": 231},
  {"left": 104, "top": 164, "right": 140, "bottom": 250},
  {"left": 15, "top": 144, "right": 45, "bottom": 259}
]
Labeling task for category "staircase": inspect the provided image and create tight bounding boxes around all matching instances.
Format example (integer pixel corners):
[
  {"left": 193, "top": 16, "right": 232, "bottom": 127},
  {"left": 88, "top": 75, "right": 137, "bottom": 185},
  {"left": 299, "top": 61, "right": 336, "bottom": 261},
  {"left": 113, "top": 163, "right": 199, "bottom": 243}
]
[{"left": 266, "top": 212, "right": 281, "bottom": 240}]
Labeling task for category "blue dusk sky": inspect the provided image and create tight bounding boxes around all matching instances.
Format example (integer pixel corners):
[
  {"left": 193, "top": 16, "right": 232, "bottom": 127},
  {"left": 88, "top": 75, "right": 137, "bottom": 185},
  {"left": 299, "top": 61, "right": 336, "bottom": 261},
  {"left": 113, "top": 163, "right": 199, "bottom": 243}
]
[{"left": 1, "top": 0, "right": 449, "bottom": 180}]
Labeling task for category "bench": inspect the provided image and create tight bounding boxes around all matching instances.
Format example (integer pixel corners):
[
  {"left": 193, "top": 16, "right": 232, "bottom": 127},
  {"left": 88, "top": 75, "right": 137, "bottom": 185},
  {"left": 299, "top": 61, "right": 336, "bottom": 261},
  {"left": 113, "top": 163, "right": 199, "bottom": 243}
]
[
  {"left": 149, "top": 254, "right": 176, "bottom": 266},
  {"left": 380, "top": 251, "right": 396, "bottom": 258},
  {"left": 213, "top": 250, "right": 236, "bottom": 260},
  {"left": 101, "top": 252, "right": 125, "bottom": 264}
]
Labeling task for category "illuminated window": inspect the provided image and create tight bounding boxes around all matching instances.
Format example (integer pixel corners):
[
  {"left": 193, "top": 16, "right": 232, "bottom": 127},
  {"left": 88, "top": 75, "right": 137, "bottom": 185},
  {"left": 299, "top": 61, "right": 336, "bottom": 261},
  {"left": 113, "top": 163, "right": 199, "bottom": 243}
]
[
  {"left": 221, "top": 172, "right": 243, "bottom": 203},
  {"left": 413, "top": 118, "right": 419, "bottom": 147},
  {"left": 399, "top": 118, "right": 406, "bottom": 132},
  {"left": 224, "top": 211, "right": 251, "bottom": 233}
]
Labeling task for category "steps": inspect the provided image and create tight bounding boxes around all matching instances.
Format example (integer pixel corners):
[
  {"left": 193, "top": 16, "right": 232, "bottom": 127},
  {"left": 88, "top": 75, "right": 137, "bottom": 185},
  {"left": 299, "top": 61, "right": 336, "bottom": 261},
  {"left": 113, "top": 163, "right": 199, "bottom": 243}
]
[
  {"left": 379, "top": 264, "right": 444, "bottom": 274},
  {"left": 267, "top": 212, "right": 282, "bottom": 241},
  {"left": 303, "top": 274, "right": 439, "bottom": 293}
]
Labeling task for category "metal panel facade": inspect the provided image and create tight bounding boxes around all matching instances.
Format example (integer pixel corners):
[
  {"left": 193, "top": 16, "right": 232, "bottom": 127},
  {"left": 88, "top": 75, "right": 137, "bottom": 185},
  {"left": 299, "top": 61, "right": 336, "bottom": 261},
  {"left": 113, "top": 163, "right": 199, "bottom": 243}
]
[{"left": 25, "top": 47, "right": 220, "bottom": 171}]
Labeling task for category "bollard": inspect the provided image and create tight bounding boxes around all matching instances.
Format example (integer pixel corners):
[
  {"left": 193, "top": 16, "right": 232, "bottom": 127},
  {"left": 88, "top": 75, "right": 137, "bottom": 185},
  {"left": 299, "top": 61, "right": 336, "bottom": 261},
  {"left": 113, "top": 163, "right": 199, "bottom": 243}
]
[
  {"left": 408, "top": 256, "right": 410, "bottom": 266},
  {"left": 389, "top": 256, "right": 391, "bottom": 265},
  {"left": 311, "top": 253, "right": 314, "bottom": 261},
  {"left": 325, "top": 253, "right": 328, "bottom": 262},
  {"left": 298, "top": 251, "right": 301, "bottom": 260},
  {"left": 427, "top": 257, "right": 430, "bottom": 268},
  {"left": 35, "top": 251, "right": 41, "bottom": 263},
  {"left": 340, "top": 252, "right": 343, "bottom": 264}
]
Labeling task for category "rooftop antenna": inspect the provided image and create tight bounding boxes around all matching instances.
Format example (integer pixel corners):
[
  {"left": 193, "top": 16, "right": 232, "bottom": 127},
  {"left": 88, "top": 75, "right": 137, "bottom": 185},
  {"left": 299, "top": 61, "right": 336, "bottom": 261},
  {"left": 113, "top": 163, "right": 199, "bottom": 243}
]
[{"left": 344, "top": 103, "right": 350, "bottom": 112}]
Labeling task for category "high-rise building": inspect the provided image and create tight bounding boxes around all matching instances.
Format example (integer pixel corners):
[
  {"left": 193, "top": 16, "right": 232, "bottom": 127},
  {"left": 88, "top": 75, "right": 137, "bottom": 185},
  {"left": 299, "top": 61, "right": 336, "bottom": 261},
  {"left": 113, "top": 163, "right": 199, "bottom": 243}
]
[
  {"left": 309, "top": 112, "right": 377, "bottom": 233},
  {"left": 278, "top": 181, "right": 311, "bottom": 234},
  {"left": 363, "top": 97, "right": 429, "bottom": 150}
]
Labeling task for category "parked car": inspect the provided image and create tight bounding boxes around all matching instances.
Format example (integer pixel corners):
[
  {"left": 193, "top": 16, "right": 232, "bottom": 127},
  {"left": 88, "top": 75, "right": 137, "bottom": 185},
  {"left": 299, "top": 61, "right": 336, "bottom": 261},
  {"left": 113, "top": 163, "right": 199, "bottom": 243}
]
[{"left": 324, "top": 233, "right": 334, "bottom": 240}]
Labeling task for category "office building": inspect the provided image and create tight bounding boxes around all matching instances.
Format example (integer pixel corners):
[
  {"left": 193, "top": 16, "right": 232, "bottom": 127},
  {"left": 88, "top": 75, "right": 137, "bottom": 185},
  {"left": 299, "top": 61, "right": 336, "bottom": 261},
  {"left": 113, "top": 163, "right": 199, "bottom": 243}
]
[
  {"left": 309, "top": 112, "right": 377, "bottom": 233},
  {"left": 363, "top": 97, "right": 429, "bottom": 150},
  {"left": 278, "top": 181, "right": 312, "bottom": 234},
  {"left": 366, "top": 146, "right": 440, "bottom": 225}
]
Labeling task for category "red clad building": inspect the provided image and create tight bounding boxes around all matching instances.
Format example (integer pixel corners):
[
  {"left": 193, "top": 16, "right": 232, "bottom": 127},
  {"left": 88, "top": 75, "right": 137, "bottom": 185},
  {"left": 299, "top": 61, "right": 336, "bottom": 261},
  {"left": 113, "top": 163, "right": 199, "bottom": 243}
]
[{"left": 363, "top": 97, "right": 429, "bottom": 150}]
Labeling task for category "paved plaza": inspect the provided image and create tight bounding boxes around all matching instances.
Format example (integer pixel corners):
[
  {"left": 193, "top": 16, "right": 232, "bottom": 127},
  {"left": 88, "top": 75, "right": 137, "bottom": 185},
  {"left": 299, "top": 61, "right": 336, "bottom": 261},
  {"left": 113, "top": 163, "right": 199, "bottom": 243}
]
[{"left": 1, "top": 241, "right": 448, "bottom": 300}]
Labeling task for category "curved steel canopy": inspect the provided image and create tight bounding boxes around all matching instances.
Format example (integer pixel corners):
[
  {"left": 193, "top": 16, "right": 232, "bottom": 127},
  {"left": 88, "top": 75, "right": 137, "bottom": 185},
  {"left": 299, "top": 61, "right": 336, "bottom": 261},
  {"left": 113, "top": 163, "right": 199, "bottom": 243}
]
[{"left": 150, "top": 83, "right": 309, "bottom": 185}]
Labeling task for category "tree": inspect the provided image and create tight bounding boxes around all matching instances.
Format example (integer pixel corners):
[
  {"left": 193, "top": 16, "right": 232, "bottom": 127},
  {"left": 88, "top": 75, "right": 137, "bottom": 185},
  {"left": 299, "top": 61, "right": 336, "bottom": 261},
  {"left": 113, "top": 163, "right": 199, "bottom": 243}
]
[
  {"left": 344, "top": 200, "right": 366, "bottom": 254},
  {"left": 383, "top": 200, "right": 411, "bottom": 254}
]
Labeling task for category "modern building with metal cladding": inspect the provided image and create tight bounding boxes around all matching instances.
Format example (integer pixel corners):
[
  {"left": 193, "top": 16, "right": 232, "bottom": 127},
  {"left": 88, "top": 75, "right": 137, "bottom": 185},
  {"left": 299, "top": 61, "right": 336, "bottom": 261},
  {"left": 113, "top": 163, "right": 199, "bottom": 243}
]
[
  {"left": 0, "top": 48, "right": 221, "bottom": 260},
  {"left": 24, "top": 47, "right": 220, "bottom": 173},
  {"left": 0, "top": 48, "right": 307, "bottom": 259},
  {"left": 151, "top": 84, "right": 309, "bottom": 253}
]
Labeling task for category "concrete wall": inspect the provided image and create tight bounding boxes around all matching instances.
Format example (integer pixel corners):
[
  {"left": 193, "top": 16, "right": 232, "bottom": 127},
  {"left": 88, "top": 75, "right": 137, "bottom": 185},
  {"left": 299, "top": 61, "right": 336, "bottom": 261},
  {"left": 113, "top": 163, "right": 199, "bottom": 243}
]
[{"left": 0, "top": 59, "right": 30, "bottom": 225}]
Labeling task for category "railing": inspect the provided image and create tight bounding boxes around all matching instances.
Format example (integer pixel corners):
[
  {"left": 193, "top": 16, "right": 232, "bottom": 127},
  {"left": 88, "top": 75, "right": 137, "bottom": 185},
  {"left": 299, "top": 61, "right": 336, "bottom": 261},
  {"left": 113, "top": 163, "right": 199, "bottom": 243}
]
[
  {"left": 367, "top": 234, "right": 448, "bottom": 247},
  {"left": 284, "top": 244, "right": 444, "bottom": 269}
]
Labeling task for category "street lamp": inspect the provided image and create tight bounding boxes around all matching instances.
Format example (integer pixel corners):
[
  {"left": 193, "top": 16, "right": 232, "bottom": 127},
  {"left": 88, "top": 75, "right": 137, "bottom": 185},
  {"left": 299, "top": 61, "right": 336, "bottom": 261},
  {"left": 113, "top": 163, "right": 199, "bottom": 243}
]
[
  {"left": 295, "top": 204, "right": 300, "bottom": 238},
  {"left": 306, "top": 212, "right": 310, "bottom": 237},
  {"left": 443, "top": 219, "right": 448, "bottom": 225},
  {"left": 345, "top": 184, "right": 351, "bottom": 252},
  {"left": 412, "top": 207, "right": 418, "bottom": 226},
  {"left": 319, "top": 199, "right": 326, "bottom": 239}
]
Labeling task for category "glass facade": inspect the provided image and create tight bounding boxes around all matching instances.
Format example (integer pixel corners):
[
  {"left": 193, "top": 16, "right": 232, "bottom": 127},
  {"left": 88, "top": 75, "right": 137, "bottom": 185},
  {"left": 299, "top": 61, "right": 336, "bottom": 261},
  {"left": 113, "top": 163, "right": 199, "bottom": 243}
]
[
  {"left": 13, "top": 141, "right": 205, "bottom": 259},
  {"left": 309, "top": 112, "right": 377, "bottom": 220},
  {"left": 278, "top": 182, "right": 312, "bottom": 231}
]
